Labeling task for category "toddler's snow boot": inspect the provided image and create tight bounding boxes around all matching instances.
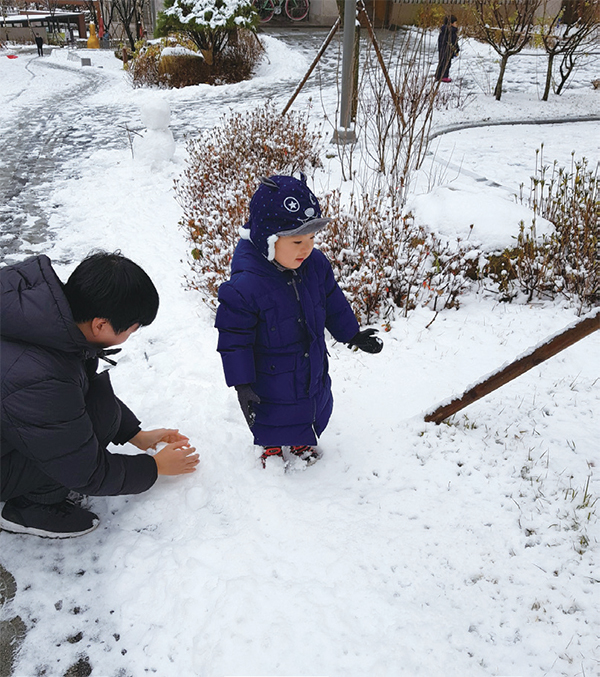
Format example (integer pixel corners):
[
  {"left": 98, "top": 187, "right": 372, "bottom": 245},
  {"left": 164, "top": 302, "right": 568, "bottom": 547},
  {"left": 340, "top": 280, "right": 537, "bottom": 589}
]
[
  {"left": 260, "top": 446, "right": 283, "bottom": 468},
  {"left": 289, "top": 445, "right": 322, "bottom": 466}
]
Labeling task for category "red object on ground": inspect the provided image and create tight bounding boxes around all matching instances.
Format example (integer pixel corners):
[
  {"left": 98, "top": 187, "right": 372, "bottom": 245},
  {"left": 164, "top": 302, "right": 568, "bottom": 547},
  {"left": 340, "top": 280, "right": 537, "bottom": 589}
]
[{"left": 7, "top": 54, "right": 18, "bottom": 59}]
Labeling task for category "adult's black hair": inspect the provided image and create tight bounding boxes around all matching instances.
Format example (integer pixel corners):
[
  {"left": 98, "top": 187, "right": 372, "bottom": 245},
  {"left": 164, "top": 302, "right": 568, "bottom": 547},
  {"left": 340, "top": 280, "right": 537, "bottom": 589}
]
[
  {"left": 63, "top": 251, "right": 159, "bottom": 333},
  {"left": 443, "top": 15, "right": 457, "bottom": 25}
]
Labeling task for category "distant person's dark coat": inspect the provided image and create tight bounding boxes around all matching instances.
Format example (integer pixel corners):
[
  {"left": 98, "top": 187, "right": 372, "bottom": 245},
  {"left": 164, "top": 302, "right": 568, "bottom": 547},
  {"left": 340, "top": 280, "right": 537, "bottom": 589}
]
[{"left": 435, "top": 22, "right": 459, "bottom": 81}]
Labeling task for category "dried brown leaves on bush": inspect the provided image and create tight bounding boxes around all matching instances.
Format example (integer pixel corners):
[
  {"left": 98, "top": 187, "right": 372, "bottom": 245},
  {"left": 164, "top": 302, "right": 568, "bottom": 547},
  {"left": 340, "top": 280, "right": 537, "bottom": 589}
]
[
  {"left": 128, "top": 31, "right": 262, "bottom": 89},
  {"left": 127, "top": 42, "right": 162, "bottom": 89},
  {"left": 177, "top": 103, "right": 323, "bottom": 306},
  {"left": 319, "top": 189, "right": 474, "bottom": 323},
  {"left": 214, "top": 30, "right": 263, "bottom": 84},
  {"left": 177, "top": 103, "right": 475, "bottom": 321},
  {"left": 159, "top": 54, "right": 210, "bottom": 89},
  {"left": 482, "top": 151, "right": 599, "bottom": 313}
]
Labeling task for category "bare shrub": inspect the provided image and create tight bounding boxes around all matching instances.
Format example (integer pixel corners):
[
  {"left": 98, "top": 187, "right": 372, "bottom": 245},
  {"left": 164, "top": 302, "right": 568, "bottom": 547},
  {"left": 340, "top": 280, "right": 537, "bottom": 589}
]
[
  {"left": 508, "top": 151, "right": 599, "bottom": 311},
  {"left": 342, "top": 27, "right": 441, "bottom": 203},
  {"left": 176, "top": 103, "right": 323, "bottom": 307}
]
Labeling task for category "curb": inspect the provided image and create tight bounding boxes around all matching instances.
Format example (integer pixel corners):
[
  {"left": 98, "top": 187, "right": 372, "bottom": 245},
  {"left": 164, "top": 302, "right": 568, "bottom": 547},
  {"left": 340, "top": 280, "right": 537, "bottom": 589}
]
[{"left": 429, "top": 114, "right": 600, "bottom": 141}]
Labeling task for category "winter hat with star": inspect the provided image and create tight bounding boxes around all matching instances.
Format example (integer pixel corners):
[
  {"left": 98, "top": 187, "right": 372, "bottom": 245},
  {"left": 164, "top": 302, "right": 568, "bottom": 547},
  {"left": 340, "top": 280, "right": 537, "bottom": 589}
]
[{"left": 240, "top": 174, "right": 331, "bottom": 261}]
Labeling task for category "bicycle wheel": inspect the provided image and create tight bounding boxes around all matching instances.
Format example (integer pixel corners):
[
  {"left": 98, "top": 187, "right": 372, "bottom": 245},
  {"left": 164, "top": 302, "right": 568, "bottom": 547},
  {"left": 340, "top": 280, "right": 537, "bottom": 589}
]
[
  {"left": 285, "top": 0, "right": 309, "bottom": 21},
  {"left": 253, "top": 0, "right": 275, "bottom": 23}
]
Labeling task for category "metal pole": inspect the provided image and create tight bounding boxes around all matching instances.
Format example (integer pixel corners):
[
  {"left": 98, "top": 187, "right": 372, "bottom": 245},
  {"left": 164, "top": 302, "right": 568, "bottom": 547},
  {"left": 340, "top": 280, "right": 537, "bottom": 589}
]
[{"left": 334, "top": 0, "right": 357, "bottom": 143}]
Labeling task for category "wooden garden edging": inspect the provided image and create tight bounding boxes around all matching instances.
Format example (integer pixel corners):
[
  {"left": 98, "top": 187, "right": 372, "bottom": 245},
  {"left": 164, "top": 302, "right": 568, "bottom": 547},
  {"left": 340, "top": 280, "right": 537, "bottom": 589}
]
[{"left": 424, "top": 307, "right": 600, "bottom": 424}]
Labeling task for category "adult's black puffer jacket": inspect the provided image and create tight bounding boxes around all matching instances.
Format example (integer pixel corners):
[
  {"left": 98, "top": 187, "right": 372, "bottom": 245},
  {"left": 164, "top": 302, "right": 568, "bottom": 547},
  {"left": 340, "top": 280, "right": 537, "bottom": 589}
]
[{"left": 1, "top": 255, "right": 158, "bottom": 495}]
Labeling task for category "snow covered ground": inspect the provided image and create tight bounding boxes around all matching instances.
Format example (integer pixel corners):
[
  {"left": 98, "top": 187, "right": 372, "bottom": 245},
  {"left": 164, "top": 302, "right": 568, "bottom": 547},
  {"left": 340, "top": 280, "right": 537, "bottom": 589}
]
[{"left": 1, "top": 29, "right": 599, "bottom": 677}]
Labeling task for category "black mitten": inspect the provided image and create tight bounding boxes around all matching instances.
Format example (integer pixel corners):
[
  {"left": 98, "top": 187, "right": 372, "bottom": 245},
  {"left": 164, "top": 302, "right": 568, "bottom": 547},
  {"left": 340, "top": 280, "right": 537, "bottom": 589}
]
[
  {"left": 347, "top": 328, "right": 383, "bottom": 354},
  {"left": 235, "top": 384, "right": 261, "bottom": 428}
]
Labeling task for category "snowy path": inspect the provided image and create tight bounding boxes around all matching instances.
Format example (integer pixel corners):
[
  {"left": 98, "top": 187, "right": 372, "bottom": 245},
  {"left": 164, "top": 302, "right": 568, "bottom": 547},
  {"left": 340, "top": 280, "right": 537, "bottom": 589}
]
[{"left": 0, "top": 56, "right": 140, "bottom": 263}]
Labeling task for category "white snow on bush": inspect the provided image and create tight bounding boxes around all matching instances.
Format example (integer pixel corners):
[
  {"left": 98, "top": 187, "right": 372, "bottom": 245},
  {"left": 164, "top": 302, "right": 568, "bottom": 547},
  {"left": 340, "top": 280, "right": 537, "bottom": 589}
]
[
  {"left": 161, "top": 45, "right": 203, "bottom": 59},
  {"left": 165, "top": 0, "right": 254, "bottom": 29}
]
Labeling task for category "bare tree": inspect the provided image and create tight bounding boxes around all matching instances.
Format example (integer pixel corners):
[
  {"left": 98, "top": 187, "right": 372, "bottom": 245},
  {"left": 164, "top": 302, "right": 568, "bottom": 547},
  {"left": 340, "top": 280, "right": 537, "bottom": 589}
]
[
  {"left": 539, "top": 0, "right": 600, "bottom": 100},
  {"left": 81, "top": 0, "right": 116, "bottom": 35},
  {"left": 112, "top": 0, "right": 145, "bottom": 50},
  {"left": 473, "top": 0, "right": 542, "bottom": 100},
  {"left": 339, "top": 27, "right": 441, "bottom": 204},
  {"left": 556, "top": 2, "right": 600, "bottom": 95}
]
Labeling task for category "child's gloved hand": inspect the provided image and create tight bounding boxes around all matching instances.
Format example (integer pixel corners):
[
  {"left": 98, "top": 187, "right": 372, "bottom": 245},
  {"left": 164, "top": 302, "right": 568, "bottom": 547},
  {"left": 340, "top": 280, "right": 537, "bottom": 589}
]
[
  {"left": 347, "top": 328, "right": 383, "bottom": 354},
  {"left": 235, "top": 384, "right": 261, "bottom": 428}
]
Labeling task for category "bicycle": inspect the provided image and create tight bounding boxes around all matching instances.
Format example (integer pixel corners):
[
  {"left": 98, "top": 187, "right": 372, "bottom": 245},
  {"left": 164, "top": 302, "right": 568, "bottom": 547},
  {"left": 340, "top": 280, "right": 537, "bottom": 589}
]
[{"left": 252, "top": 0, "right": 310, "bottom": 23}]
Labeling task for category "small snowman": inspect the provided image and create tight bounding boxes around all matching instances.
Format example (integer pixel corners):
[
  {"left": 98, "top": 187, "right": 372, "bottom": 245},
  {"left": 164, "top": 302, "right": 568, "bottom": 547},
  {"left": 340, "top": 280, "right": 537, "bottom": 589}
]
[{"left": 133, "top": 94, "right": 176, "bottom": 166}]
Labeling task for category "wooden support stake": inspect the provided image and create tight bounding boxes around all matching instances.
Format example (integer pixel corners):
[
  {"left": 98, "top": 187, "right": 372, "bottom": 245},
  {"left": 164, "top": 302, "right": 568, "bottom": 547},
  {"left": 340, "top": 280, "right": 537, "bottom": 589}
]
[
  {"left": 424, "top": 308, "right": 600, "bottom": 425},
  {"left": 281, "top": 18, "right": 341, "bottom": 116},
  {"left": 357, "top": 0, "right": 405, "bottom": 127}
]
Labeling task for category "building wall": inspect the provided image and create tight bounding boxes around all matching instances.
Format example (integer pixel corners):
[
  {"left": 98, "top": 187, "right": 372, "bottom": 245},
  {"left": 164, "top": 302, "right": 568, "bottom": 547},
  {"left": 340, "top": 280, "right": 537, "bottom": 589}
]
[
  {"left": 0, "top": 26, "right": 48, "bottom": 43},
  {"left": 310, "top": 0, "right": 565, "bottom": 27}
]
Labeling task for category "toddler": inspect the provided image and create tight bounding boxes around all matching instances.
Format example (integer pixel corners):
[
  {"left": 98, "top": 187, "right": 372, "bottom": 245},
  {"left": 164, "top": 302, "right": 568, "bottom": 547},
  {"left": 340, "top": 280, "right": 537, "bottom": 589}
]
[{"left": 215, "top": 175, "right": 382, "bottom": 468}]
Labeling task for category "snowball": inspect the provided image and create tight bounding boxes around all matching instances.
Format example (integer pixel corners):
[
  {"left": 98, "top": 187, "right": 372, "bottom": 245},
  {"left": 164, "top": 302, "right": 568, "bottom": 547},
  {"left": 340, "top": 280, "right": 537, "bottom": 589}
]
[{"left": 140, "top": 95, "right": 172, "bottom": 130}]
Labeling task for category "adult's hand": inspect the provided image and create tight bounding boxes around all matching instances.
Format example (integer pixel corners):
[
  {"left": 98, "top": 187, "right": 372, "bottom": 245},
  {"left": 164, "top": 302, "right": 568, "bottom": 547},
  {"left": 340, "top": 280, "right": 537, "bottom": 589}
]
[
  {"left": 129, "top": 428, "right": 189, "bottom": 451},
  {"left": 153, "top": 440, "right": 199, "bottom": 476}
]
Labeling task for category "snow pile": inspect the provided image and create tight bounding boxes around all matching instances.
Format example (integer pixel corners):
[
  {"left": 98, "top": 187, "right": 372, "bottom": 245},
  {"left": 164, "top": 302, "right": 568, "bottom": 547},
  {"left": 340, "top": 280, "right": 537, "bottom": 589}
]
[{"left": 408, "top": 183, "right": 554, "bottom": 250}]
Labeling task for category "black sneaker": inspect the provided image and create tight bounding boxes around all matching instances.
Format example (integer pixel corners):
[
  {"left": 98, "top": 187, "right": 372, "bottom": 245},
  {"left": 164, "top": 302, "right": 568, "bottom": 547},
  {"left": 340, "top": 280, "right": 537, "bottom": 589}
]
[{"left": 0, "top": 497, "right": 99, "bottom": 538}]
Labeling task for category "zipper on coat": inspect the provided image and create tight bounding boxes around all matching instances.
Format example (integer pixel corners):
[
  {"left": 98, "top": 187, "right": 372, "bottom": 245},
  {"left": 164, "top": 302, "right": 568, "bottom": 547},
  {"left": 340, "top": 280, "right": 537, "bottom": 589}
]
[{"left": 289, "top": 272, "right": 301, "bottom": 302}]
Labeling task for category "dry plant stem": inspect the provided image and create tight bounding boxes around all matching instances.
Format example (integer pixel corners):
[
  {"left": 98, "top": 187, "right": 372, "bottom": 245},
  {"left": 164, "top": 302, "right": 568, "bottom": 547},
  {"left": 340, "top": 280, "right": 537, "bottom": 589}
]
[
  {"left": 514, "top": 149, "right": 599, "bottom": 309},
  {"left": 177, "top": 104, "right": 323, "bottom": 308},
  {"left": 354, "top": 27, "right": 438, "bottom": 203},
  {"left": 357, "top": 1, "right": 404, "bottom": 126}
]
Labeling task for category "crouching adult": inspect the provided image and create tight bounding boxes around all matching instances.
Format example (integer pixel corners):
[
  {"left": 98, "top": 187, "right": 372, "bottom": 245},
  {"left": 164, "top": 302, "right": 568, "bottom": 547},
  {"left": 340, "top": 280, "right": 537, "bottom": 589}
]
[{"left": 0, "top": 252, "right": 198, "bottom": 538}]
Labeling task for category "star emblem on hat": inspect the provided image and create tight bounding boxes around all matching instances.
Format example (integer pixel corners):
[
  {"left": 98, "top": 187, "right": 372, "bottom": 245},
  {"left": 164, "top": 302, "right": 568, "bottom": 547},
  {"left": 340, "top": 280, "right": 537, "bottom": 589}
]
[{"left": 283, "top": 197, "right": 300, "bottom": 213}]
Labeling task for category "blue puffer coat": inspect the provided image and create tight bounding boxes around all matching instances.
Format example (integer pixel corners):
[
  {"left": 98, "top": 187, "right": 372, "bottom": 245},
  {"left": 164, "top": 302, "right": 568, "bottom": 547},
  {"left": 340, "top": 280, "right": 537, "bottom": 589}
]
[
  {"left": 215, "top": 239, "right": 359, "bottom": 446},
  {"left": 1, "top": 255, "right": 157, "bottom": 495}
]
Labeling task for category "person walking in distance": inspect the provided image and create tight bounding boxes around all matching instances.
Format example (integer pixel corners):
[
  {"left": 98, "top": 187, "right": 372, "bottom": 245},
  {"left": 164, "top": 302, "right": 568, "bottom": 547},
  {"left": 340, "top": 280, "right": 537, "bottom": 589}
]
[
  {"left": 34, "top": 34, "right": 44, "bottom": 56},
  {"left": 435, "top": 15, "right": 459, "bottom": 83}
]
